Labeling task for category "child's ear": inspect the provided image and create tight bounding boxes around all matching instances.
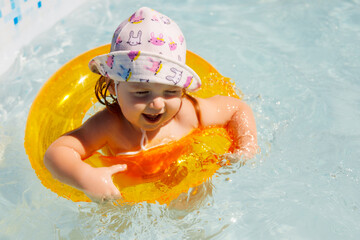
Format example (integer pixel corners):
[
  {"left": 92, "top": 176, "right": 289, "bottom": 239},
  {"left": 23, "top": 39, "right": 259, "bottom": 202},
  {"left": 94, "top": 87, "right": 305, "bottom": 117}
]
[{"left": 105, "top": 77, "right": 116, "bottom": 95}]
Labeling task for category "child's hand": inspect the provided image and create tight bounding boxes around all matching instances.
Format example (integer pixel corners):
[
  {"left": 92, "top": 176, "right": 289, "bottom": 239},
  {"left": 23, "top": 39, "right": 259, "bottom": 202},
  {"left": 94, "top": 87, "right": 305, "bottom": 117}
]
[
  {"left": 79, "top": 164, "right": 127, "bottom": 202},
  {"left": 232, "top": 146, "right": 258, "bottom": 160},
  {"left": 220, "top": 147, "right": 258, "bottom": 166}
]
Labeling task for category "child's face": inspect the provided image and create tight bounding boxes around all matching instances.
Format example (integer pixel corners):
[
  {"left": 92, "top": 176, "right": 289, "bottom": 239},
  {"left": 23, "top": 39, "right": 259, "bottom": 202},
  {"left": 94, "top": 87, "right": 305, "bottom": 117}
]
[{"left": 116, "top": 82, "right": 183, "bottom": 131}]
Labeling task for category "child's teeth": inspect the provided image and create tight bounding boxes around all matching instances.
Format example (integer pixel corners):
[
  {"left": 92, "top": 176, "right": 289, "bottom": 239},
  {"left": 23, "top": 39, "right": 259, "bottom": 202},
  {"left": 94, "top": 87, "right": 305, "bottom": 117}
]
[{"left": 143, "top": 113, "right": 161, "bottom": 121}]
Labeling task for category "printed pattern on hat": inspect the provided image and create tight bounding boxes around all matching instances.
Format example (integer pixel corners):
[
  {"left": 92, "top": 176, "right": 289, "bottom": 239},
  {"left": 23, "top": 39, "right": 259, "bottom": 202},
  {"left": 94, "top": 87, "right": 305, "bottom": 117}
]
[{"left": 89, "top": 7, "right": 201, "bottom": 92}]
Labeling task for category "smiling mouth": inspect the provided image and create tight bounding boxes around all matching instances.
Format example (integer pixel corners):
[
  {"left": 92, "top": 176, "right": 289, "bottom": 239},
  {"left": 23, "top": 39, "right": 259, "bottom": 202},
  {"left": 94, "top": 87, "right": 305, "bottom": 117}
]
[{"left": 142, "top": 113, "right": 162, "bottom": 123}]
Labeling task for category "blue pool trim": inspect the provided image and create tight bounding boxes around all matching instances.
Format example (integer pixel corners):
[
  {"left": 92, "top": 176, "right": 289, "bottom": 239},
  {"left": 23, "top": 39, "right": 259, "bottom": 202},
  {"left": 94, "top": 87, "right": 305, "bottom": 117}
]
[
  {"left": 10, "top": 0, "right": 16, "bottom": 10},
  {"left": 1, "top": 0, "right": 44, "bottom": 26}
]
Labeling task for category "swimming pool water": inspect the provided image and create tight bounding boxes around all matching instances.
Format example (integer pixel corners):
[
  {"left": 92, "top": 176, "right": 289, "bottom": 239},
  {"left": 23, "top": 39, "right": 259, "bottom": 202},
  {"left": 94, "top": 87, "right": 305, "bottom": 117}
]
[{"left": 1, "top": 0, "right": 360, "bottom": 239}]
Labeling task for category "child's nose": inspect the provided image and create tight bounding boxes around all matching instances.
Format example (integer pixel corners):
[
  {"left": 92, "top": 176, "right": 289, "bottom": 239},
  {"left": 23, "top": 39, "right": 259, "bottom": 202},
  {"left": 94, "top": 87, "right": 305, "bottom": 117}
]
[{"left": 149, "top": 97, "right": 165, "bottom": 110}]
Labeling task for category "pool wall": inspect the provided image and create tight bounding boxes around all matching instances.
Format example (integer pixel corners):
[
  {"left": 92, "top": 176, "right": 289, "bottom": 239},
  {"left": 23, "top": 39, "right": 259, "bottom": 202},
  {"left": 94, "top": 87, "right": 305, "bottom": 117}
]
[{"left": 0, "top": 0, "right": 85, "bottom": 76}]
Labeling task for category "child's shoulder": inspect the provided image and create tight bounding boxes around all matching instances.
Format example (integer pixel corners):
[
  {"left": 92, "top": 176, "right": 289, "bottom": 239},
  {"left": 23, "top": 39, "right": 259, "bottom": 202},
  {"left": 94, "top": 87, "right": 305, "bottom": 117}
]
[
  {"left": 196, "top": 95, "right": 242, "bottom": 106},
  {"left": 195, "top": 95, "right": 250, "bottom": 127},
  {"left": 176, "top": 97, "right": 200, "bottom": 127},
  {"left": 87, "top": 108, "right": 119, "bottom": 125},
  {"left": 176, "top": 95, "right": 242, "bottom": 128},
  {"left": 79, "top": 108, "right": 122, "bottom": 136}
]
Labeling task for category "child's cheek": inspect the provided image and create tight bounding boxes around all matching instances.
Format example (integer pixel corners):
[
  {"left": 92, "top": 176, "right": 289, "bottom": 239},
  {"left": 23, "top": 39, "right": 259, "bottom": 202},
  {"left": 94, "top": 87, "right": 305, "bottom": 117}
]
[{"left": 132, "top": 102, "right": 146, "bottom": 112}]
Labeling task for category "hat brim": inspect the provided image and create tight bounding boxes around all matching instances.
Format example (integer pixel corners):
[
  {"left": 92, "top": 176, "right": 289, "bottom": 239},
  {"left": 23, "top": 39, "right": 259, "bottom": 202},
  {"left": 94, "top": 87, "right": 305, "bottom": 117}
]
[{"left": 89, "top": 51, "right": 201, "bottom": 92}]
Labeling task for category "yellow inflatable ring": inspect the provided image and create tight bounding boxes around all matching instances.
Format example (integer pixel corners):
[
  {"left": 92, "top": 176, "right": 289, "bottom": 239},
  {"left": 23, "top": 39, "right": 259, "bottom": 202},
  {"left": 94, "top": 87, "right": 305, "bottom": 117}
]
[{"left": 24, "top": 44, "right": 241, "bottom": 204}]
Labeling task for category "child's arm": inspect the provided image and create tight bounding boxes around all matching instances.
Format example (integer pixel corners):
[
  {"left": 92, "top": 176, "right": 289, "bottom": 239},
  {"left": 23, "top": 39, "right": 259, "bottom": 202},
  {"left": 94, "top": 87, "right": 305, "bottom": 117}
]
[
  {"left": 197, "top": 95, "right": 258, "bottom": 159},
  {"left": 44, "top": 110, "right": 126, "bottom": 202}
]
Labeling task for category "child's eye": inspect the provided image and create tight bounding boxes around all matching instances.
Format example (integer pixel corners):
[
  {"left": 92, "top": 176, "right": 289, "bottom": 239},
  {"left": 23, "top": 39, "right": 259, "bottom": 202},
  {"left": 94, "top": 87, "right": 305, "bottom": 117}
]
[
  {"left": 165, "top": 90, "right": 181, "bottom": 95},
  {"left": 134, "top": 91, "right": 150, "bottom": 96}
]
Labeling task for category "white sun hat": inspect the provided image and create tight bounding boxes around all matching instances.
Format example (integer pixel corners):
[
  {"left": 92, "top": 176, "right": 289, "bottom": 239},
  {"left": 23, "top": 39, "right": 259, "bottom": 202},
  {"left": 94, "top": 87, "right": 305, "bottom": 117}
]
[{"left": 89, "top": 7, "right": 201, "bottom": 92}]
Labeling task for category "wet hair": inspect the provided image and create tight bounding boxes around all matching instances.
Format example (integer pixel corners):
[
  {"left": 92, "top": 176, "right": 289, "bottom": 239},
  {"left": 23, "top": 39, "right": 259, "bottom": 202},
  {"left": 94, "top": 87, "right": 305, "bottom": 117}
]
[
  {"left": 95, "top": 76, "right": 120, "bottom": 113},
  {"left": 94, "top": 76, "right": 202, "bottom": 127}
]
